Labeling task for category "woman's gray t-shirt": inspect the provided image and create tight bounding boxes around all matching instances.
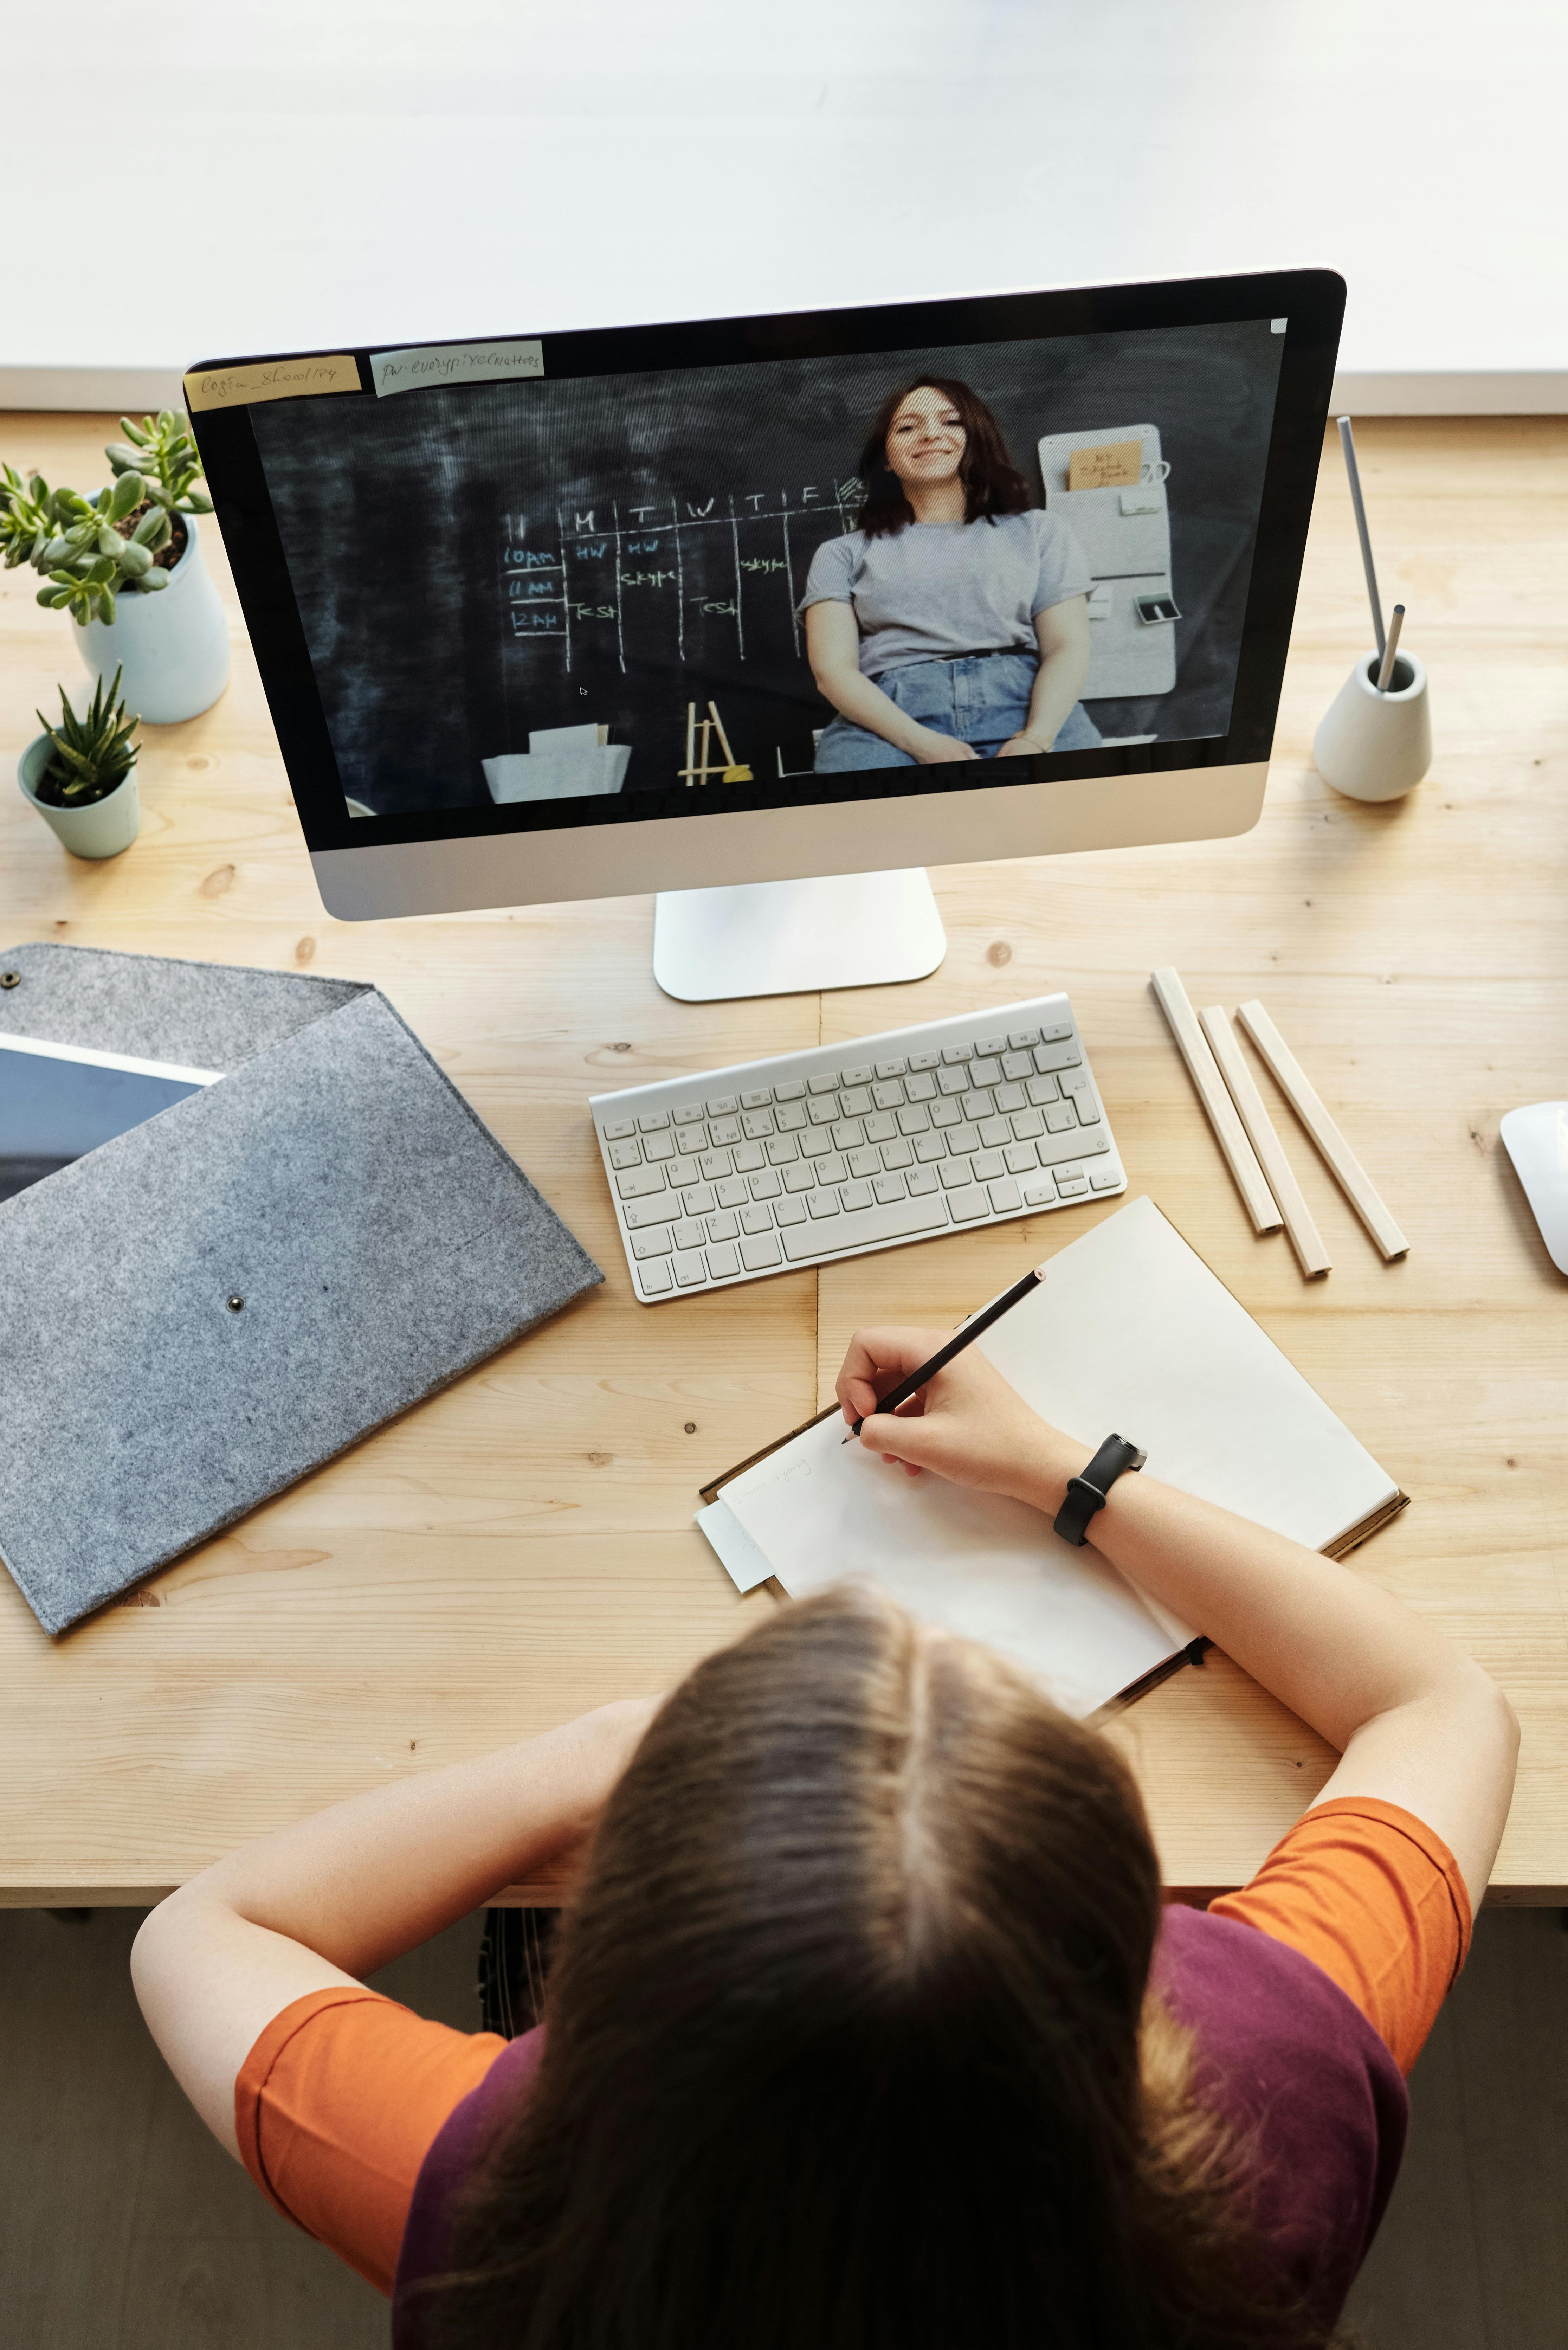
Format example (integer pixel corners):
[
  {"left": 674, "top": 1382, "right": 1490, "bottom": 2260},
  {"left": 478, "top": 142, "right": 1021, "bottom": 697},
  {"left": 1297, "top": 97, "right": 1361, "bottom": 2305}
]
[{"left": 798, "top": 509, "right": 1092, "bottom": 678}]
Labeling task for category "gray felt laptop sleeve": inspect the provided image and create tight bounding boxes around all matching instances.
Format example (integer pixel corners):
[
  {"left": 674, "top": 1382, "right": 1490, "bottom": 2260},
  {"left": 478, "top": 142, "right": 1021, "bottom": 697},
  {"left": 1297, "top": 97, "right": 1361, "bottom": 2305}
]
[{"left": 0, "top": 944, "right": 602, "bottom": 1633}]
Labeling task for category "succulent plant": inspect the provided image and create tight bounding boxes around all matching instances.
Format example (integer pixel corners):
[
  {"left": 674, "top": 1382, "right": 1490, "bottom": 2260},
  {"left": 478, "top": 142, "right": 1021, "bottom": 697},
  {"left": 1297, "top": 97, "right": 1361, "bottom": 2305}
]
[
  {"left": 33, "top": 664, "right": 141, "bottom": 809},
  {"left": 0, "top": 410, "right": 213, "bottom": 627}
]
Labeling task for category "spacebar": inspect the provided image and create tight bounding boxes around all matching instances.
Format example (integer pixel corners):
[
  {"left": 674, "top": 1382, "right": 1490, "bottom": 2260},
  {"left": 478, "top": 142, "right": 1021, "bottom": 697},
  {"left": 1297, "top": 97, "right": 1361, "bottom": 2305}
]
[{"left": 781, "top": 1196, "right": 950, "bottom": 1261}]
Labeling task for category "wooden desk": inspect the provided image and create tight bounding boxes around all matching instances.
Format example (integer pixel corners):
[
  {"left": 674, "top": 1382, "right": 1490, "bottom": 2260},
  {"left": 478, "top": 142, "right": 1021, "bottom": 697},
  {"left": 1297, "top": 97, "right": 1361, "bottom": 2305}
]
[{"left": 1, "top": 418, "right": 1564, "bottom": 1906}]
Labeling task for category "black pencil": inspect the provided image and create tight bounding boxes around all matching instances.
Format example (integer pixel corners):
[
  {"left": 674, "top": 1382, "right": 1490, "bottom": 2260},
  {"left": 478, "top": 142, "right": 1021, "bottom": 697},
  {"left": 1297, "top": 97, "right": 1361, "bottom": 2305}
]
[{"left": 842, "top": 1260, "right": 1048, "bottom": 1442}]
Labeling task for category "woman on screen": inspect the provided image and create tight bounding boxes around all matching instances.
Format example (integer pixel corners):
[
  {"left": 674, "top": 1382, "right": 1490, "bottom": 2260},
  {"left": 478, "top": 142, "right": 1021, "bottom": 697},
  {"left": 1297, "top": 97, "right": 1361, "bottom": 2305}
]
[
  {"left": 801, "top": 377, "right": 1102, "bottom": 771},
  {"left": 131, "top": 1337, "right": 1514, "bottom": 2350}
]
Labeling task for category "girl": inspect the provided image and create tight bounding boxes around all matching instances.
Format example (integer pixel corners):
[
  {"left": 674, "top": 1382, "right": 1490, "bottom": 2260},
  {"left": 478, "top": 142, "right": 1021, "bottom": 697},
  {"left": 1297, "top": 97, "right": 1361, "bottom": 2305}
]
[
  {"left": 801, "top": 376, "right": 1102, "bottom": 772},
  {"left": 132, "top": 1331, "right": 1516, "bottom": 2348}
]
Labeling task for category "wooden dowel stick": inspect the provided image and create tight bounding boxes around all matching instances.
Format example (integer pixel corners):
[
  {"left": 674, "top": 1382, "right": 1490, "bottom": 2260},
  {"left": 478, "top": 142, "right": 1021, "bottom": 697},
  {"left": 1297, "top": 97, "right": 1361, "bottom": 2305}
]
[
  {"left": 706, "top": 701, "right": 736, "bottom": 766},
  {"left": 1149, "top": 968, "right": 1282, "bottom": 1234},
  {"left": 1236, "top": 1000, "right": 1408, "bottom": 1260},
  {"left": 1199, "top": 1004, "right": 1331, "bottom": 1277},
  {"left": 684, "top": 701, "right": 696, "bottom": 786}
]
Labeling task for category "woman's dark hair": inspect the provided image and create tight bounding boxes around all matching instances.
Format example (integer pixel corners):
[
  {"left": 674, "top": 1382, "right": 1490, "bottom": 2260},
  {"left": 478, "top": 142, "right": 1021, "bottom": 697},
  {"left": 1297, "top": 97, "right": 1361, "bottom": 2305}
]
[
  {"left": 854, "top": 376, "right": 1033, "bottom": 538},
  {"left": 417, "top": 1589, "right": 1327, "bottom": 2350}
]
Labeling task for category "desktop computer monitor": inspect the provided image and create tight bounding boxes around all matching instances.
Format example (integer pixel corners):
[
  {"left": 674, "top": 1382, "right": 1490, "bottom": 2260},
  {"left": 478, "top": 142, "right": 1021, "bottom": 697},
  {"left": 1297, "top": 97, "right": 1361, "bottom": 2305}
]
[{"left": 187, "top": 267, "right": 1343, "bottom": 1000}]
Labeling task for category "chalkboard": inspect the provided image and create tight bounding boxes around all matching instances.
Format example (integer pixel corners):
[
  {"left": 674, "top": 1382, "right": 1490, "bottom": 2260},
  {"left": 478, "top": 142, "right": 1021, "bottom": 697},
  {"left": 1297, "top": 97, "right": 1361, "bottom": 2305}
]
[{"left": 253, "top": 319, "right": 1284, "bottom": 816}]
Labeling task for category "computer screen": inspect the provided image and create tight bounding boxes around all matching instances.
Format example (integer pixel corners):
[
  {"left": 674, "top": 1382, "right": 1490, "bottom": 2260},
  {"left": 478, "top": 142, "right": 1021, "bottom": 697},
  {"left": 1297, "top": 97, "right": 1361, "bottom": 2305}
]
[{"left": 190, "top": 270, "right": 1342, "bottom": 871}]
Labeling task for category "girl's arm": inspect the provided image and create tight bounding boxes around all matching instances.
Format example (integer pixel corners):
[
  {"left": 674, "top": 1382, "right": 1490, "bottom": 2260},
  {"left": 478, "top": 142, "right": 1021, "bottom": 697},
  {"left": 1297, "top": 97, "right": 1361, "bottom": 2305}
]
[
  {"left": 837, "top": 1332, "right": 1518, "bottom": 1912},
  {"left": 998, "top": 596, "right": 1091, "bottom": 755},
  {"left": 804, "top": 601, "right": 977, "bottom": 762},
  {"left": 130, "top": 1697, "right": 656, "bottom": 2158}
]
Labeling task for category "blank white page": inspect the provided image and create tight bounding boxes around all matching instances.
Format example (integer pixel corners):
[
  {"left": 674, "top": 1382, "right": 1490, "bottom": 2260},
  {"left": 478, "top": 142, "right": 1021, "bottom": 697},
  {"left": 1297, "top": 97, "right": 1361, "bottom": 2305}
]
[{"left": 714, "top": 1198, "right": 1397, "bottom": 1717}]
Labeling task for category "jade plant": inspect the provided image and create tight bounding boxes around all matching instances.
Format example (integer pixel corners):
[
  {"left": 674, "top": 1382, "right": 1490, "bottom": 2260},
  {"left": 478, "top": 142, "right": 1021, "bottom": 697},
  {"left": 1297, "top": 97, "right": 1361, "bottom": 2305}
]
[
  {"left": 0, "top": 411, "right": 213, "bottom": 627},
  {"left": 32, "top": 665, "right": 141, "bottom": 809}
]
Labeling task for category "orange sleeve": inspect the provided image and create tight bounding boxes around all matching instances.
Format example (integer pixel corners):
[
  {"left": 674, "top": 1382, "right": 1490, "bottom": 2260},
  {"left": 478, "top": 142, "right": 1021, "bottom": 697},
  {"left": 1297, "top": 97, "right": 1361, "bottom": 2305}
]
[
  {"left": 1210, "top": 1796, "right": 1472, "bottom": 2074},
  {"left": 234, "top": 1988, "right": 509, "bottom": 2295}
]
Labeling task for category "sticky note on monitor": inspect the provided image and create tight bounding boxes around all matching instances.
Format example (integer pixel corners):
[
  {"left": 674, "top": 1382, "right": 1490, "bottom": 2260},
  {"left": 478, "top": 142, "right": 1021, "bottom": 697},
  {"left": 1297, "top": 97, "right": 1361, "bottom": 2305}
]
[{"left": 1068, "top": 438, "right": 1143, "bottom": 491}]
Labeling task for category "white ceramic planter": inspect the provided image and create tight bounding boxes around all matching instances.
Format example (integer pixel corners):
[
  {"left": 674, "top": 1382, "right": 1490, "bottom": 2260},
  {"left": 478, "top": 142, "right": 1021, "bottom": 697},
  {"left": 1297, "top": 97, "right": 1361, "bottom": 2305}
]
[
  {"left": 72, "top": 509, "right": 230, "bottom": 724},
  {"left": 17, "top": 732, "right": 141, "bottom": 858},
  {"left": 1313, "top": 648, "right": 1432, "bottom": 804}
]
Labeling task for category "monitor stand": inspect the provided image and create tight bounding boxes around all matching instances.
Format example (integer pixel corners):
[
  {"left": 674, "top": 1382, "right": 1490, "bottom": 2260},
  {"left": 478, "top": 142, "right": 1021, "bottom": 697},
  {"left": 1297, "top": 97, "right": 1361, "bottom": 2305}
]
[{"left": 652, "top": 869, "right": 946, "bottom": 1003}]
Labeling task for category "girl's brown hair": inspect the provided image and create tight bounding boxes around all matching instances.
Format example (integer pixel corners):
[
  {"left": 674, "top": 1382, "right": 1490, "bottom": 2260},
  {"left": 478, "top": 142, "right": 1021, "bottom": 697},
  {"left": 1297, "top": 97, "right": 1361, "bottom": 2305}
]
[
  {"left": 855, "top": 376, "right": 1034, "bottom": 539},
  {"left": 418, "top": 1589, "right": 1324, "bottom": 2350}
]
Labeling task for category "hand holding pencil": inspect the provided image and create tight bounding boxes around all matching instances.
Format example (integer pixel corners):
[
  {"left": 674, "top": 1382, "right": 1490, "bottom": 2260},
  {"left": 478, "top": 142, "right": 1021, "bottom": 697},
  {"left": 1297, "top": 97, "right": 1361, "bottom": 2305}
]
[{"left": 836, "top": 1322, "right": 1077, "bottom": 1496}]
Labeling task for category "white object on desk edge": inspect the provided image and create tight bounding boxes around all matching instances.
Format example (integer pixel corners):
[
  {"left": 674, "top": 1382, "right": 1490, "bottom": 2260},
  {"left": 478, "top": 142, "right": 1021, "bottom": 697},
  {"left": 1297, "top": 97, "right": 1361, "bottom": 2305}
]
[
  {"left": 1199, "top": 1004, "right": 1331, "bottom": 1278},
  {"left": 1149, "top": 968, "right": 1281, "bottom": 1234},
  {"left": 1237, "top": 1000, "right": 1408, "bottom": 1261}
]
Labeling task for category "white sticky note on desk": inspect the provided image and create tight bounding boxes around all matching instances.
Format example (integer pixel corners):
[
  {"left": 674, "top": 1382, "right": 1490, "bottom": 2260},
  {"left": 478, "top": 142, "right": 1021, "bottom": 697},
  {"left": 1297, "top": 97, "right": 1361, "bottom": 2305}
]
[{"left": 370, "top": 340, "right": 544, "bottom": 397}]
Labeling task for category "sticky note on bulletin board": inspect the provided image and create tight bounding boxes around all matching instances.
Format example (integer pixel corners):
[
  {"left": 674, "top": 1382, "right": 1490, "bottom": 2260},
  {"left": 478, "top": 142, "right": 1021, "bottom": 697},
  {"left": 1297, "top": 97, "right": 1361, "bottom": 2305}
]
[{"left": 1067, "top": 438, "right": 1143, "bottom": 491}]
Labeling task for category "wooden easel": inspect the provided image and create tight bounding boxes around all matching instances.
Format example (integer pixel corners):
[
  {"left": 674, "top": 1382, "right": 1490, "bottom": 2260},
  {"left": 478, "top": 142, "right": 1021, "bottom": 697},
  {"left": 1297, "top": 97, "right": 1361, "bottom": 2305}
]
[{"left": 680, "top": 700, "right": 751, "bottom": 785}]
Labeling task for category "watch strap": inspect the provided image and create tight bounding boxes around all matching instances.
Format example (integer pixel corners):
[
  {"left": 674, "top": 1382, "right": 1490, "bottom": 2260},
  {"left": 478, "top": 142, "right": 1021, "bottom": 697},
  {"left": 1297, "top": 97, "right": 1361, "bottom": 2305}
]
[{"left": 1053, "top": 1434, "right": 1147, "bottom": 1547}]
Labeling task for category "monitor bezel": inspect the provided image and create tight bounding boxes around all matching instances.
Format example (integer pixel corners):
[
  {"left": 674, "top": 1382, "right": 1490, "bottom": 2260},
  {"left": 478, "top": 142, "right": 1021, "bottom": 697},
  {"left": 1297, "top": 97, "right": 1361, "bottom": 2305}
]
[{"left": 187, "top": 265, "right": 1343, "bottom": 857}]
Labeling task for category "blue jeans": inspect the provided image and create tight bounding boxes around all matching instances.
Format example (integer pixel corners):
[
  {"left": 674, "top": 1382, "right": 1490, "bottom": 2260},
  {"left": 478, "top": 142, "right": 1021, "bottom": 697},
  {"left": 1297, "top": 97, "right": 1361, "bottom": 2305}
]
[{"left": 813, "top": 652, "right": 1102, "bottom": 772}]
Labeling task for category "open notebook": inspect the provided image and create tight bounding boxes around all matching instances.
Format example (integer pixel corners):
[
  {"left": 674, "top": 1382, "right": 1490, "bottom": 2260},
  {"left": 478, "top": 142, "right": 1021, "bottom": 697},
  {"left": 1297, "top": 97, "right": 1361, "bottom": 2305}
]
[{"left": 696, "top": 1197, "right": 1406, "bottom": 1718}]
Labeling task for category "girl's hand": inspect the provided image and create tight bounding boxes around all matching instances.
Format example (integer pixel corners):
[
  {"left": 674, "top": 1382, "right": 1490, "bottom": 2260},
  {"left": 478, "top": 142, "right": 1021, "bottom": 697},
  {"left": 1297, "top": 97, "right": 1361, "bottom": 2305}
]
[
  {"left": 996, "top": 730, "right": 1052, "bottom": 758},
  {"left": 835, "top": 1326, "right": 1074, "bottom": 1504},
  {"left": 910, "top": 728, "right": 980, "bottom": 763}
]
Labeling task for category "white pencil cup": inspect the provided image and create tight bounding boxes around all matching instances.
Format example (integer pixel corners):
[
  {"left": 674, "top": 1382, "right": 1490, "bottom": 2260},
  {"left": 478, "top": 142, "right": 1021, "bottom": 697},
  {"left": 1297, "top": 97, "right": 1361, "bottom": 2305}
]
[{"left": 1313, "top": 649, "right": 1431, "bottom": 803}]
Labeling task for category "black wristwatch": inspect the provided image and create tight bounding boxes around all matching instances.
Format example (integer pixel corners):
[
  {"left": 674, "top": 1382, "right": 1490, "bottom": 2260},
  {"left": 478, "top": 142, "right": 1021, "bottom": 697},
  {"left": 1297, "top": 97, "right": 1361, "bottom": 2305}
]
[{"left": 1053, "top": 1434, "right": 1147, "bottom": 1547}]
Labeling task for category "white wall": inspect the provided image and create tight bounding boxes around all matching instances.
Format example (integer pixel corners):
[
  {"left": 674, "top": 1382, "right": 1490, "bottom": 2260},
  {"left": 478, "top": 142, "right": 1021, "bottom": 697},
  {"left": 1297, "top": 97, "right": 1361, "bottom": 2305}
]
[{"left": 5, "top": 0, "right": 1565, "bottom": 410}]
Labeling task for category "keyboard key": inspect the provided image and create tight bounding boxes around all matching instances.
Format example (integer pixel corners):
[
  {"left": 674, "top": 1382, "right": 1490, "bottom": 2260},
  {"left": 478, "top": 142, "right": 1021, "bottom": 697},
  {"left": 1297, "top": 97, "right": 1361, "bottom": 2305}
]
[
  {"left": 807, "top": 1074, "right": 838, "bottom": 1094},
  {"left": 848, "top": 1147, "right": 881, "bottom": 1179},
  {"left": 617, "top": 1167, "right": 665, "bottom": 1200},
  {"left": 706, "top": 1242, "right": 741, "bottom": 1279},
  {"left": 741, "top": 1233, "right": 782, "bottom": 1270},
  {"left": 683, "top": 1182, "right": 717, "bottom": 1213},
  {"left": 741, "top": 1108, "right": 775, "bottom": 1139},
  {"left": 1033, "top": 1041, "right": 1082, "bottom": 1074},
  {"left": 948, "top": 1184, "right": 988, "bottom": 1222},
  {"left": 1011, "top": 1107, "right": 1044, "bottom": 1139},
  {"left": 1022, "top": 1176, "right": 1057, "bottom": 1206},
  {"left": 961, "top": 1089, "right": 994, "bottom": 1121},
  {"left": 975, "top": 1035, "right": 1007, "bottom": 1056},
  {"left": 708, "top": 1116, "right": 741, "bottom": 1146},
  {"left": 1045, "top": 1102, "right": 1077, "bottom": 1133},
  {"left": 1040, "top": 1128, "right": 1105, "bottom": 1167},
  {"left": 831, "top": 1119, "right": 865, "bottom": 1150},
  {"left": 915, "top": 1133, "right": 947, "bottom": 1163},
  {"left": 908, "top": 1050, "right": 940, "bottom": 1070},
  {"left": 808, "top": 1189, "right": 841, "bottom": 1218},
  {"left": 817, "top": 1153, "right": 848, "bottom": 1185},
  {"left": 993, "top": 1082, "right": 1026, "bottom": 1114},
  {"left": 774, "top": 1079, "right": 806, "bottom": 1101},
  {"left": 906, "top": 1165, "right": 941, "bottom": 1196},
  {"left": 971, "top": 1150, "right": 1006, "bottom": 1181},
  {"left": 1001, "top": 1052, "right": 1034, "bottom": 1082},
  {"left": 940, "top": 1159, "right": 974, "bottom": 1188},
  {"left": 840, "top": 1179, "right": 874, "bottom": 1212},
  {"left": 781, "top": 1193, "right": 948, "bottom": 1260},
  {"left": 1076, "top": 1096, "right": 1102, "bottom": 1126},
  {"left": 608, "top": 1140, "right": 642, "bottom": 1169},
  {"left": 667, "top": 1156, "right": 701, "bottom": 1188},
  {"left": 896, "top": 1103, "right": 931, "bottom": 1135},
  {"left": 707, "top": 1210, "right": 739, "bottom": 1242},
  {"left": 979, "top": 1116, "right": 1011, "bottom": 1148},
  {"left": 1040, "top": 1022, "right": 1074, "bottom": 1042},
  {"left": 638, "top": 1110, "right": 671, "bottom": 1131},
  {"left": 706, "top": 1095, "right": 738, "bottom": 1115},
  {"left": 673, "top": 1114, "right": 706, "bottom": 1142},
  {"left": 766, "top": 1134, "right": 799, "bottom": 1165},
  {"left": 741, "top": 1203, "right": 774, "bottom": 1235},
  {"left": 733, "top": 1142, "right": 766, "bottom": 1172},
  {"left": 603, "top": 1118, "right": 637, "bottom": 1140},
  {"left": 673, "top": 1250, "right": 706, "bottom": 1285},
  {"left": 1005, "top": 1140, "right": 1039, "bottom": 1174},
  {"left": 620, "top": 1193, "right": 677, "bottom": 1231},
  {"left": 638, "top": 1258, "right": 673, "bottom": 1295},
  {"left": 775, "top": 1101, "right": 807, "bottom": 1131},
  {"left": 875, "top": 1059, "right": 907, "bottom": 1078},
  {"left": 871, "top": 1079, "right": 905, "bottom": 1109},
  {"left": 783, "top": 1165, "right": 817, "bottom": 1192},
  {"left": 946, "top": 1123, "right": 980, "bottom": 1155},
  {"left": 863, "top": 1112, "right": 897, "bottom": 1144},
  {"left": 904, "top": 1070, "right": 937, "bottom": 1101},
  {"left": 631, "top": 1229, "right": 672, "bottom": 1258},
  {"left": 801, "top": 1129, "right": 831, "bottom": 1158},
  {"left": 715, "top": 1177, "right": 749, "bottom": 1208},
  {"left": 1026, "top": 1073, "right": 1061, "bottom": 1107},
  {"left": 931, "top": 1101, "right": 962, "bottom": 1129},
  {"left": 1006, "top": 1030, "right": 1040, "bottom": 1051},
  {"left": 843, "top": 1065, "right": 873, "bottom": 1086},
  {"left": 1060, "top": 1068, "right": 1092, "bottom": 1099},
  {"left": 740, "top": 1089, "right": 772, "bottom": 1109},
  {"left": 775, "top": 1195, "right": 808, "bottom": 1225},
  {"left": 673, "top": 1218, "right": 705, "bottom": 1250},
  {"left": 937, "top": 1065, "right": 969, "bottom": 1095},
  {"left": 839, "top": 1087, "right": 872, "bottom": 1117},
  {"left": 1054, "top": 1161, "right": 1084, "bottom": 1182},
  {"left": 873, "top": 1172, "right": 909, "bottom": 1203},
  {"left": 643, "top": 1132, "right": 676, "bottom": 1163},
  {"left": 1080, "top": 1129, "right": 1111, "bottom": 1157},
  {"left": 749, "top": 1169, "right": 782, "bottom": 1199},
  {"left": 1056, "top": 1176, "right": 1090, "bottom": 1199},
  {"left": 942, "top": 1045, "right": 973, "bottom": 1065},
  {"left": 1091, "top": 1169, "right": 1122, "bottom": 1191},
  {"left": 807, "top": 1096, "right": 839, "bottom": 1126},
  {"left": 881, "top": 1138, "right": 914, "bottom": 1169},
  {"left": 699, "top": 1150, "right": 733, "bottom": 1179},
  {"left": 988, "top": 1176, "right": 1023, "bottom": 1214},
  {"left": 969, "top": 1057, "right": 1002, "bottom": 1087}
]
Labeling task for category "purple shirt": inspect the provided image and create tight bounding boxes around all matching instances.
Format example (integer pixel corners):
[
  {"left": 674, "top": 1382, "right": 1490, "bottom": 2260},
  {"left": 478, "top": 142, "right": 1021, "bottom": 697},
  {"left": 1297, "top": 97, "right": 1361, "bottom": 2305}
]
[{"left": 392, "top": 1905, "right": 1406, "bottom": 2342}]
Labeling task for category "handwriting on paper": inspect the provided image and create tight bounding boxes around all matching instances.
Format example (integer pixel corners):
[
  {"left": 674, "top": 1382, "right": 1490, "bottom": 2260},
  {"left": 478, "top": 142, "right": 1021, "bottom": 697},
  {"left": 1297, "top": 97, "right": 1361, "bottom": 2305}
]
[
  {"left": 1067, "top": 438, "right": 1143, "bottom": 491},
  {"left": 370, "top": 341, "right": 545, "bottom": 398},
  {"left": 184, "top": 355, "right": 361, "bottom": 413}
]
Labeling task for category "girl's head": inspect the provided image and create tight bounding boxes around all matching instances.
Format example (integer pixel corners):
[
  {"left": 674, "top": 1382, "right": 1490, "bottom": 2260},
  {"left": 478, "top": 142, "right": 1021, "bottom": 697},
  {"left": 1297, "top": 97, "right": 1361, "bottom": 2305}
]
[
  {"left": 425, "top": 1589, "right": 1304, "bottom": 2349},
  {"left": 856, "top": 377, "right": 1033, "bottom": 537}
]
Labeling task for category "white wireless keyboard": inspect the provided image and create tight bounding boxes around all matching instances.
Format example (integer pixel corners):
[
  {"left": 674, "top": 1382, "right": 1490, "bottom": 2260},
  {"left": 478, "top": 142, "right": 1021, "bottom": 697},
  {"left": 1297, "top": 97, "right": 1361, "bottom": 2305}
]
[{"left": 591, "top": 993, "right": 1125, "bottom": 1303}]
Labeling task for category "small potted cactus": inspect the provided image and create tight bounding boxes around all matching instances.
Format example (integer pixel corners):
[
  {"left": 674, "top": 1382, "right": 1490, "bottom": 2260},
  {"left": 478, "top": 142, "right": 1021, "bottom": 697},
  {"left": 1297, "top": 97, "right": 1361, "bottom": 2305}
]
[
  {"left": 17, "top": 665, "right": 143, "bottom": 859},
  {"left": 0, "top": 410, "right": 229, "bottom": 723}
]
